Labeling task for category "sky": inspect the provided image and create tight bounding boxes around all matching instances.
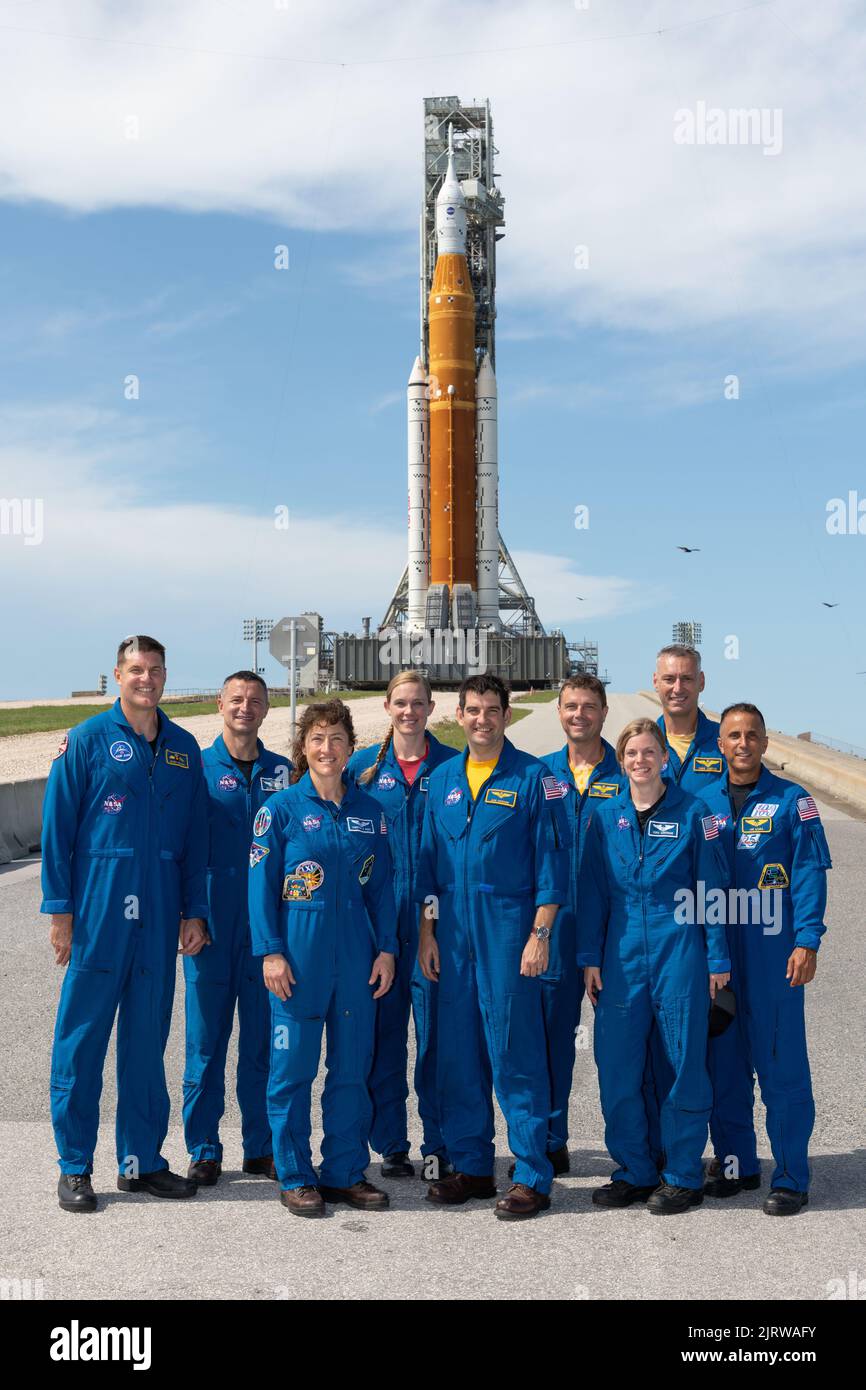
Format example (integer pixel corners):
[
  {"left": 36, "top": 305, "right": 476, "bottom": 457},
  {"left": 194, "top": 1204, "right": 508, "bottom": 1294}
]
[{"left": 0, "top": 0, "right": 864, "bottom": 745}]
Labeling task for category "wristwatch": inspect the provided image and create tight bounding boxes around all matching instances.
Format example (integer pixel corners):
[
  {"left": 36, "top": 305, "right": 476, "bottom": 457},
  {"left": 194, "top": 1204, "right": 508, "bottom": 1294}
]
[{"left": 534, "top": 925, "right": 551, "bottom": 942}]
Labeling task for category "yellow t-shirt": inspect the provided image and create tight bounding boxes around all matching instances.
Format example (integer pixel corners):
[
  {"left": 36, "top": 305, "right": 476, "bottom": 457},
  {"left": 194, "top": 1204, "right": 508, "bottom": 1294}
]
[
  {"left": 466, "top": 756, "right": 499, "bottom": 800},
  {"left": 570, "top": 759, "right": 602, "bottom": 795},
  {"left": 667, "top": 730, "right": 696, "bottom": 763}
]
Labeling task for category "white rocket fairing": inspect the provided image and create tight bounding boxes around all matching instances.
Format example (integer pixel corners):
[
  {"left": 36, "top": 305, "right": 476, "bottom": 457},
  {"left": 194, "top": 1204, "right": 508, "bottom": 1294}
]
[
  {"left": 475, "top": 351, "right": 499, "bottom": 628},
  {"left": 406, "top": 355, "right": 429, "bottom": 631}
]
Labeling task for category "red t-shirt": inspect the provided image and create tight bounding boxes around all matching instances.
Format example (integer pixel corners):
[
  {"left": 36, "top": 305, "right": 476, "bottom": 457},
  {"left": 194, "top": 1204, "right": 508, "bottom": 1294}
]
[{"left": 396, "top": 741, "right": 428, "bottom": 786}]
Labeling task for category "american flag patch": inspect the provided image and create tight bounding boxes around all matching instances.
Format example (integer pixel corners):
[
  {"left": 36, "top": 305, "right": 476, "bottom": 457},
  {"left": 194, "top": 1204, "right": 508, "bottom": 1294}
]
[
  {"left": 797, "top": 796, "right": 819, "bottom": 821},
  {"left": 701, "top": 814, "right": 719, "bottom": 841},
  {"left": 542, "top": 775, "right": 568, "bottom": 800}
]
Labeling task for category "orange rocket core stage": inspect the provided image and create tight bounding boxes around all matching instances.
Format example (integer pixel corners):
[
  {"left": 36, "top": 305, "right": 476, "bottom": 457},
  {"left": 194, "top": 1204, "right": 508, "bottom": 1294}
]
[{"left": 428, "top": 252, "right": 477, "bottom": 590}]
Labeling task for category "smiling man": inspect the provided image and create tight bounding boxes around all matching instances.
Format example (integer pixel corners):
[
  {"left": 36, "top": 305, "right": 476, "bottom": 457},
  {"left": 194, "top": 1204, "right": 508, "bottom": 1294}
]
[
  {"left": 531, "top": 675, "right": 619, "bottom": 1175},
  {"left": 41, "top": 635, "right": 208, "bottom": 1212},
  {"left": 182, "top": 671, "right": 291, "bottom": 1187},
  {"left": 699, "top": 703, "right": 832, "bottom": 1214},
  {"left": 416, "top": 674, "right": 569, "bottom": 1220}
]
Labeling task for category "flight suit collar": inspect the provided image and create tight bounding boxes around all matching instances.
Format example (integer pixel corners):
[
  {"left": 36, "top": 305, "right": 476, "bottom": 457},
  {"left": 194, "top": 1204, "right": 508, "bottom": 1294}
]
[
  {"left": 548, "top": 738, "right": 619, "bottom": 792},
  {"left": 211, "top": 731, "right": 265, "bottom": 776},
  {"left": 110, "top": 696, "right": 164, "bottom": 744},
  {"left": 657, "top": 705, "right": 717, "bottom": 762},
  {"left": 294, "top": 767, "right": 369, "bottom": 816}
]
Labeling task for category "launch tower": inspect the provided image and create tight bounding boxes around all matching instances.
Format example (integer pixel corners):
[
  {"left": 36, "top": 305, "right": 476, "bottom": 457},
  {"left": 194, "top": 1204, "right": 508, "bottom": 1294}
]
[{"left": 380, "top": 96, "right": 545, "bottom": 639}]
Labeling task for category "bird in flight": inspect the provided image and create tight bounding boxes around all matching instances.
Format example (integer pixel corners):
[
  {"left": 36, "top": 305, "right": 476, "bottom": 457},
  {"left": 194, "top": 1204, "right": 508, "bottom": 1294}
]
[
  {"left": 677, "top": 546, "right": 700, "bottom": 553},
  {"left": 822, "top": 602, "right": 839, "bottom": 608}
]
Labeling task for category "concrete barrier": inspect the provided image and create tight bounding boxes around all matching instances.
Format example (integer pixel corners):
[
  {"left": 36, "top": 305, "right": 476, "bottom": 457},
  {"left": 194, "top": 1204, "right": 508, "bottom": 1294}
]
[
  {"left": 638, "top": 691, "right": 866, "bottom": 815},
  {"left": 0, "top": 776, "right": 46, "bottom": 864}
]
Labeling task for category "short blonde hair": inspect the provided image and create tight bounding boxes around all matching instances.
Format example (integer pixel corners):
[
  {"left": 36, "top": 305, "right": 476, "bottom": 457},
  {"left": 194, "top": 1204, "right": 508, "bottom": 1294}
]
[{"left": 616, "top": 718, "right": 667, "bottom": 770}]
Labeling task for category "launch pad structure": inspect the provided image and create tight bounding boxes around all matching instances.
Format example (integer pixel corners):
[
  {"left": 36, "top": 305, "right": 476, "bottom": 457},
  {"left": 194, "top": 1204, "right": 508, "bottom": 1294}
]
[{"left": 329, "top": 96, "right": 602, "bottom": 690}]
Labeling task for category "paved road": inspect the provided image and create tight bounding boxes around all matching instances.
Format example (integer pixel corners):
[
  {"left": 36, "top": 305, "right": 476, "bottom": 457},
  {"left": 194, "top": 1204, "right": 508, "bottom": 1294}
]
[{"left": 2, "top": 694, "right": 863, "bottom": 1301}]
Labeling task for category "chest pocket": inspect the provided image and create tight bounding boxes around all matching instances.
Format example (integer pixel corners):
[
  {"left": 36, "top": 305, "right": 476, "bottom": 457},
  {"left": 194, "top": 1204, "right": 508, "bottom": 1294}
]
[{"left": 479, "top": 787, "right": 519, "bottom": 840}]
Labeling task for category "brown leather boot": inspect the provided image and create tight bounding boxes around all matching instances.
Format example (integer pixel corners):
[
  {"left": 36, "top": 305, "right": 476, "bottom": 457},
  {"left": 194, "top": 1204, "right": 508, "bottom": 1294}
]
[
  {"left": 494, "top": 1183, "right": 551, "bottom": 1220},
  {"left": 426, "top": 1171, "right": 497, "bottom": 1205},
  {"left": 280, "top": 1185, "right": 325, "bottom": 1217},
  {"left": 317, "top": 1180, "right": 390, "bottom": 1210}
]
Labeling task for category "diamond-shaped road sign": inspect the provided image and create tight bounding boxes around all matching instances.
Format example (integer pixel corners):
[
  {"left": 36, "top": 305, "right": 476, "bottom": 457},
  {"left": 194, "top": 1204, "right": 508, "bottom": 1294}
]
[{"left": 269, "top": 615, "right": 319, "bottom": 667}]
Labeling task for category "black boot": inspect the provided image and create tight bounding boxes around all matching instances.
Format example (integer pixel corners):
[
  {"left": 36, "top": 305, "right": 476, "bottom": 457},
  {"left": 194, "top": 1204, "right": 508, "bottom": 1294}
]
[
  {"left": 117, "top": 1168, "right": 198, "bottom": 1198},
  {"left": 763, "top": 1188, "right": 809, "bottom": 1216},
  {"left": 592, "top": 1180, "right": 656, "bottom": 1208},
  {"left": 647, "top": 1183, "right": 704, "bottom": 1215},
  {"left": 704, "top": 1171, "right": 761, "bottom": 1198},
  {"left": 58, "top": 1174, "right": 97, "bottom": 1212},
  {"left": 187, "top": 1159, "right": 221, "bottom": 1186},
  {"left": 381, "top": 1152, "right": 415, "bottom": 1178}
]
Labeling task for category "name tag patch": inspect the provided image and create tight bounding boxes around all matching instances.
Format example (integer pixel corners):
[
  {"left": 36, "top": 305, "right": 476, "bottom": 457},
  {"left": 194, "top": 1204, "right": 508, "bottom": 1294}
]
[
  {"left": 589, "top": 782, "right": 619, "bottom": 798},
  {"left": 165, "top": 749, "right": 189, "bottom": 769},
  {"left": 647, "top": 820, "right": 679, "bottom": 839},
  {"left": 419, "top": 776, "right": 429, "bottom": 792},
  {"left": 692, "top": 756, "right": 723, "bottom": 774},
  {"left": 485, "top": 787, "right": 517, "bottom": 808},
  {"left": 346, "top": 816, "right": 374, "bottom": 834},
  {"left": 758, "top": 863, "right": 789, "bottom": 889},
  {"left": 741, "top": 816, "right": 772, "bottom": 834},
  {"left": 259, "top": 776, "right": 280, "bottom": 791}
]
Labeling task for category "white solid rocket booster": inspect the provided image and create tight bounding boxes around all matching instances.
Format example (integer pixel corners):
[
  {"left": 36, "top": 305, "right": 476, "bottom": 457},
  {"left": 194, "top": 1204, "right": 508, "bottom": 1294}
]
[
  {"left": 406, "top": 354, "right": 429, "bottom": 632},
  {"left": 475, "top": 350, "right": 499, "bottom": 627}
]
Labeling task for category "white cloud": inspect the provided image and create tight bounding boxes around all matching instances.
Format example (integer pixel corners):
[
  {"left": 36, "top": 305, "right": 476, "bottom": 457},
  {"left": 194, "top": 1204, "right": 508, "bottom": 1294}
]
[
  {"left": 511, "top": 550, "right": 666, "bottom": 626},
  {"left": 0, "top": 1, "right": 863, "bottom": 357}
]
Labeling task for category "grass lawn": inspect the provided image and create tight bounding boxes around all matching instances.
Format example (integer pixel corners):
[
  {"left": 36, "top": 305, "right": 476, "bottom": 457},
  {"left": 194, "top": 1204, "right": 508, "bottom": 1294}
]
[
  {"left": 512, "top": 690, "right": 559, "bottom": 704},
  {"left": 431, "top": 705, "right": 531, "bottom": 751},
  {"left": 0, "top": 689, "right": 390, "bottom": 738}
]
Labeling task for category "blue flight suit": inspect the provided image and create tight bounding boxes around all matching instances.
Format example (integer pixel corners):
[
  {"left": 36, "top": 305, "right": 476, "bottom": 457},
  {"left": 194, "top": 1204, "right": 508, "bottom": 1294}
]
[
  {"left": 415, "top": 738, "right": 569, "bottom": 1195},
  {"left": 539, "top": 739, "right": 622, "bottom": 1154},
  {"left": 646, "top": 707, "right": 727, "bottom": 1156},
  {"left": 247, "top": 773, "right": 398, "bottom": 1190},
  {"left": 347, "top": 731, "right": 457, "bottom": 1162},
  {"left": 577, "top": 784, "right": 731, "bottom": 1190},
  {"left": 41, "top": 700, "right": 208, "bottom": 1176},
  {"left": 699, "top": 768, "right": 831, "bottom": 1192},
  {"left": 658, "top": 707, "right": 724, "bottom": 794},
  {"left": 182, "top": 735, "right": 292, "bottom": 1165}
]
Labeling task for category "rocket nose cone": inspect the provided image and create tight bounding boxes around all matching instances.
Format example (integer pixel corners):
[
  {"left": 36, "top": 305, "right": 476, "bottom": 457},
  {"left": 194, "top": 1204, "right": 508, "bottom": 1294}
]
[{"left": 408, "top": 356, "right": 427, "bottom": 386}]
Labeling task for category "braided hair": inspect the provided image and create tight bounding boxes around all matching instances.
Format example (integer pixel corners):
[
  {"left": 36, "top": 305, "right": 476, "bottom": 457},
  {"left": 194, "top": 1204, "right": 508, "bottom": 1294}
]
[
  {"left": 358, "top": 670, "right": 433, "bottom": 786},
  {"left": 290, "top": 700, "right": 356, "bottom": 784}
]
